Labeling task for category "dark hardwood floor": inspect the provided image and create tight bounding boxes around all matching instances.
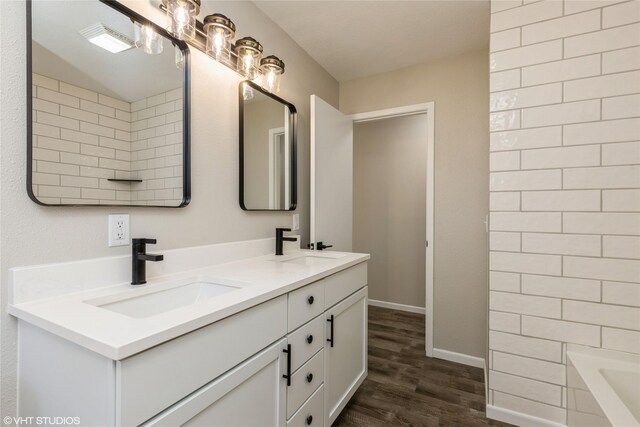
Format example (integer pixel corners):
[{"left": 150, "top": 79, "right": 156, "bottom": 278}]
[{"left": 333, "top": 306, "right": 513, "bottom": 427}]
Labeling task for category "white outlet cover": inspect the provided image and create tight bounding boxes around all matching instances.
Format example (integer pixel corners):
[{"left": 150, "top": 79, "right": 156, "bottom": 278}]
[
  {"left": 108, "top": 214, "right": 130, "bottom": 247},
  {"left": 292, "top": 214, "right": 300, "bottom": 231}
]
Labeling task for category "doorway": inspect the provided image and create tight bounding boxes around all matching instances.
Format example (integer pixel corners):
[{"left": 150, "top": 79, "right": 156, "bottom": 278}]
[
  {"left": 310, "top": 97, "right": 435, "bottom": 356},
  {"left": 349, "top": 103, "right": 435, "bottom": 357}
]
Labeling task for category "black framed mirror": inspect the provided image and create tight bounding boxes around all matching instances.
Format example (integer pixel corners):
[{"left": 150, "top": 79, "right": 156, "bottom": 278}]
[
  {"left": 27, "top": 0, "right": 191, "bottom": 207},
  {"left": 239, "top": 81, "right": 297, "bottom": 211}
]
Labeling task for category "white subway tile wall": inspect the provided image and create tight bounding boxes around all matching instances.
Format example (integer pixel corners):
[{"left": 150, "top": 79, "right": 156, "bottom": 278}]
[
  {"left": 31, "top": 74, "right": 183, "bottom": 205},
  {"left": 489, "top": 1, "right": 640, "bottom": 423},
  {"left": 128, "top": 87, "right": 184, "bottom": 205}
]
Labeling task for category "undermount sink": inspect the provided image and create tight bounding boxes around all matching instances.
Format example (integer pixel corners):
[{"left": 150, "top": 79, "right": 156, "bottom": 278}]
[
  {"left": 88, "top": 281, "right": 240, "bottom": 318},
  {"left": 278, "top": 253, "right": 344, "bottom": 266}
]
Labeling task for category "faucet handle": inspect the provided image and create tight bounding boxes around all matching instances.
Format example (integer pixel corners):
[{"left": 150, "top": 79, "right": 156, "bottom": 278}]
[
  {"left": 137, "top": 253, "right": 164, "bottom": 262},
  {"left": 133, "top": 238, "right": 157, "bottom": 245}
]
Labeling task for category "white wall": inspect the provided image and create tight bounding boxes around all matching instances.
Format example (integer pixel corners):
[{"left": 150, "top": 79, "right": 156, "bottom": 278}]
[
  {"left": 340, "top": 50, "right": 490, "bottom": 359},
  {"left": 0, "top": 0, "right": 338, "bottom": 418},
  {"left": 488, "top": 0, "right": 640, "bottom": 424}
]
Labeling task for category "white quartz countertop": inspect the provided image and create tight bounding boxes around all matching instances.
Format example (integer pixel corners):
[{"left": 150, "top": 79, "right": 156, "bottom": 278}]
[{"left": 8, "top": 250, "right": 369, "bottom": 360}]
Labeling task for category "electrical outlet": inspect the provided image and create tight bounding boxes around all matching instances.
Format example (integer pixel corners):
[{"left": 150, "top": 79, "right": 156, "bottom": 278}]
[
  {"left": 292, "top": 214, "right": 300, "bottom": 231},
  {"left": 108, "top": 214, "right": 130, "bottom": 247}
]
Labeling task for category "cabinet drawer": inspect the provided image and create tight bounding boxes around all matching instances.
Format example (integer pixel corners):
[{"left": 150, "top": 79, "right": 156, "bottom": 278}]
[
  {"left": 324, "top": 262, "right": 367, "bottom": 309},
  {"left": 287, "top": 384, "right": 324, "bottom": 427},
  {"left": 288, "top": 280, "right": 325, "bottom": 332},
  {"left": 142, "top": 338, "right": 287, "bottom": 427},
  {"left": 117, "top": 296, "right": 287, "bottom": 427},
  {"left": 287, "top": 349, "right": 324, "bottom": 419},
  {"left": 288, "top": 314, "right": 325, "bottom": 372}
]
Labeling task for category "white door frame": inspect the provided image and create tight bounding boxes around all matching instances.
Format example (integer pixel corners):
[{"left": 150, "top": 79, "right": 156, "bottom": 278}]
[
  {"left": 268, "top": 127, "right": 286, "bottom": 209},
  {"left": 348, "top": 102, "right": 435, "bottom": 358}
]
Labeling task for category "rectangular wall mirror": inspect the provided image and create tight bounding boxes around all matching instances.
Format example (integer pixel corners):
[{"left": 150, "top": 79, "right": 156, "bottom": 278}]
[
  {"left": 28, "top": 0, "right": 190, "bottom": 207},
  {"left": 240, "top": 81, "right": 297, "bottom": 211}
]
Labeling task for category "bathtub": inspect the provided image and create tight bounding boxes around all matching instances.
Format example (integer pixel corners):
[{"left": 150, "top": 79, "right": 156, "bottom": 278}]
[{"left": 567, "top": 345, "right": 640, "bottom": 427}]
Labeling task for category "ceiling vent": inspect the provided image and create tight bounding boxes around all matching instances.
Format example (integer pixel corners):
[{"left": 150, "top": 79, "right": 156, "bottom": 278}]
[{"left": 79, "top": 23, "right": 134, "bottom": 53}]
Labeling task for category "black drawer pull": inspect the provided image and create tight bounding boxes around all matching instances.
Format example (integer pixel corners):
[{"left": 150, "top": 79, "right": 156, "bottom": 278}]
[
  {"left": 327, "top": 315, "right": 334, "bottom": 347},
  {"left": 306, "top": 415, "right": 313, "bottom": 425},
  {"left": 306, "top": 373, "right": 313, "bottom": 383},
  {"left": 307, "top": 334, "right": 313, "bottom": 344},
  {"left": 307, "top": 295, "right": 314, "bottom": 305},
  {"left": 282, "top": 344, "right": 292, "bottom": 386}
]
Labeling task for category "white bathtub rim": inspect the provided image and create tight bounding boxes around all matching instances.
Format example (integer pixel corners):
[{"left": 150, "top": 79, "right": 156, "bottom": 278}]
[{"left": 567, "top": 345, "right": 640, "bottom": 427}]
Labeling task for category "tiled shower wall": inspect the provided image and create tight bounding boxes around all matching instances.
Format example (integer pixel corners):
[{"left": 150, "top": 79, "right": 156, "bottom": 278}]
[
  {"left": 32, "top": 73, "right": 134, "bottom": 204},
  {"left": 488, "top": 0, "right": 640, "bottom": 424},
  {"left": 31, "top": 73, "right": 183, "bottom": 205},
  {"left": 130, "top": 89, "right": 184, "bottom": 205}
]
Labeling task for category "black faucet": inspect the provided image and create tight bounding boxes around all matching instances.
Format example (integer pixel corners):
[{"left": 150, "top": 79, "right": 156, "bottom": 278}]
[
  {"left": 275, "top": 228, "right": 297, "bottom": 256},
  {"left": 131, "top": 238, "right": 164, "bottom": 285}
]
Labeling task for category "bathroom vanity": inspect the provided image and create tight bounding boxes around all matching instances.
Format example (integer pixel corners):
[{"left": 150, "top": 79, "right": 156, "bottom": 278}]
[{"left": 9, "top": 242, "right": 369, "bottom": 427}]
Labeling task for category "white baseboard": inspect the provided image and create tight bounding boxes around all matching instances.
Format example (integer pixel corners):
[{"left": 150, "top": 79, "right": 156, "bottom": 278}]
[
  {"left": 486, "top": 405, "right": 566, "bottom": 427},
  {"left": 432, "top": 348, "right": 485, "bottom": 368},
  {"left": 368, "top": 299, "right": 426, "bottom": 314}
]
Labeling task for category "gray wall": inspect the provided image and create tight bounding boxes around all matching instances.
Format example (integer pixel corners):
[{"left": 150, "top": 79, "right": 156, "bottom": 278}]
[
  {"left": 0, "top": 0, "right": 338, "bottom": 417},
  {"left": 341, "top": 49, "right": 490, "bottom": 358},
  {"left": 353, "top": 115, "right": 427, "bottom": 307}
]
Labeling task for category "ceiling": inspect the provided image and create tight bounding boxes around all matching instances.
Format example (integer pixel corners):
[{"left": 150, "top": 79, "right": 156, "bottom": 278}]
[
  {"left": 254, "top": 0, "right": 490, "bottom": 82},
  {"left": 32, "top": 1, "right": 182, "bottom": 102}
]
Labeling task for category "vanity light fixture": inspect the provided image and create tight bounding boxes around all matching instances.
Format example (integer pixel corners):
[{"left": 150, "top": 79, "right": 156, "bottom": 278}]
[
  {"left": 203, "top": 13, "right": 236, "bottom": 62},
  {"left": 164, "top": 0, "right": 200, "bottom": 41},
  {"left": 79, "top": 23, "right": 134, "bottom": 53},
  {"left": 134, "top": 23, "right": 163, "bottom": 54},
  {"left": 156, "top": 3, "right": 286, "bottom": 91},
  {"left": 234, "top": 37, "right": 263, "bottom": 80},
  {"left": 260, "top": 55, "right": 285, "bottom": 93}
]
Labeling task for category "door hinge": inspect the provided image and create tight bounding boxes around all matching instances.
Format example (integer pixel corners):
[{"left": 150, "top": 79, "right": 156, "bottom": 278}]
[{"left": 426, "top": 241, "right": 429, "bottom": 247}]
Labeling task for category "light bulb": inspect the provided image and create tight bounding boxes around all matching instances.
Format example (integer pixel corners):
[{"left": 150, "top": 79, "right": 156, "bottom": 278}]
[
  {"left": 213, "top": 31, "right": 225, "bottom": 59},
  {"left": 143, "top": 26, "right": 162, "bottom": 54},
  {"left": 172, "top": 5, "right": 190, "bottom": 40},
  {"left": 243, "top": 54, "right": 254, "bottom": 73},
  {"left": 266, "top": 70, "right": 276, "bottom": 92},
  {"left": 174, "top": 6, "right": 189, "bottom": 27}
]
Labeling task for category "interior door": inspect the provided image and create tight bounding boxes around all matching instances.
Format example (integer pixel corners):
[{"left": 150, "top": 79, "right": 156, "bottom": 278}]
[{"left": 310, "top": 95, "right": 353, "bottom": 252}]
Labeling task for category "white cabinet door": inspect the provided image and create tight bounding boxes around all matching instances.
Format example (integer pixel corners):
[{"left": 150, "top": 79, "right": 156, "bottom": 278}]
[
  {"left": 143, "top": 339, "right": 287, "bottom": 427},
  {"left": 324, "top": 287, "right": 368, "bottom": 426}
]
